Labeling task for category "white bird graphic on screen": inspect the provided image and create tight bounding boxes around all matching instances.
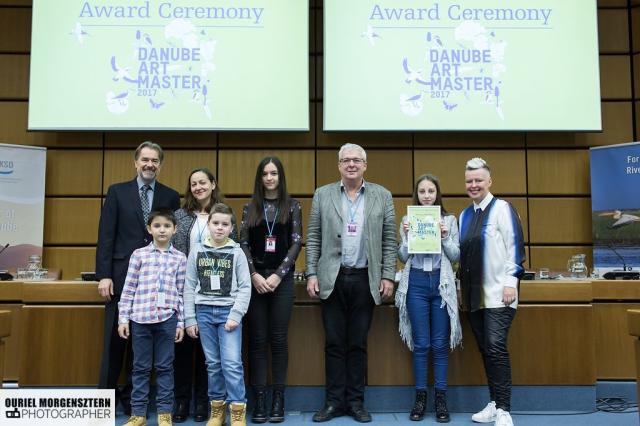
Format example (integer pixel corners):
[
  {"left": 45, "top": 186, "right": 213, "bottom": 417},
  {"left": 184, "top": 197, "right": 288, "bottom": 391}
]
[
  {"left": 70, "top": 22, "right": 88, "bottom": 43},
  {"left": 110, "top": 56, "right": 138, "bottom": 83},
  {"left": 402, "top": 58, "right": 428, "bottom": 84},
  {"left": 361, "top": 25, "right": 381, "bottom": 46}
]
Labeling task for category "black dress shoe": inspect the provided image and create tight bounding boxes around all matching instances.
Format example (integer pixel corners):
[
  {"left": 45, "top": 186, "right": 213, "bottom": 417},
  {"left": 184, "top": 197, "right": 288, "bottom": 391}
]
[
  {"left": 172, "top": 401, "right": 189, "bottom": 423},
  {"left": 347, "top": 405, "right": 372, "bottom": 423},
  {"left": 312, "top": 405, "right": 344, "bottom": 422},
  {"left": 193, "top": 401, "right": 208, "bottom": 422}
]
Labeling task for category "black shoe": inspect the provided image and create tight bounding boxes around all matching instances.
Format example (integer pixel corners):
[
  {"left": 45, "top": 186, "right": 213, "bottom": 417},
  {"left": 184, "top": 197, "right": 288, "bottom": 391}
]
[
  {"left": 410, "top": 390, "right": 427, "bottom": 421},
  {"left": 252, "top": 390, "right": 268, "bottom": 423},
  {"left": 193, "top": 401, "right": 208, "bottom": 422},
  {"left": 435, "top": 390, "right": 450, "bottom": 423},
  {"left": 346, "top": 405, "right": 372, "bottom": 423},
  {"left": 172, "top": 401, "right": 189, "bottom": 423},
  {"left": 269, "top": 389, "right": 285, "bottom": 423},
  {"left": 312, "top": 405, "right": 344, "bottom": 422}
]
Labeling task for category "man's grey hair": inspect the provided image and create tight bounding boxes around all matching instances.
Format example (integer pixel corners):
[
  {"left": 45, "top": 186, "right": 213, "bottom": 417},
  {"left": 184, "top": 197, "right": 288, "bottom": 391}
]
[
  {"left": 338, "top": 143, "right": 367, "bottom": 162},
  {"left": 134, "top": 141, "right": 164, "bottom": 163},
  {"left": 465, "top": 157, "right": 490, "bottom": 174}
]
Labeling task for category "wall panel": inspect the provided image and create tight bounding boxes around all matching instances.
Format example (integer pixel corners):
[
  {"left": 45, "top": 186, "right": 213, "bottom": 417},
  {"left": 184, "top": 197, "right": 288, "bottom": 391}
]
[
  {"left": 0, "top": 8, "right": 31, "bottom": 53},
  {"left": 42, "top": 247, "right": 96, "bottom": 280},
  {"left": 526, "top": 102, "right": 633, "bottom": 147},
  {"left": 598, "top": 9, "right": 629, "bottom": 53},
  {"left": 105, "top": 132, "right": 216, "bottom": 149},
  {"left": 0, "top": 54, "right": 29, "bottom": 100},
  {"left": 413, "top": 150, "right": 526, "bottom": 196},
  {"left": 44, "top": 198, "right": 101, "bottom": 245},
  {"left": 529, "top": 246, "right": 594, "bottom": 271},
  {"left": 599, "top": 55, "right": 632, "bottom": 99},
  {"left": 529, "top": 198, "right": 592, "bottom": 244},
  {"left": 218, "top": 150, "right": 315, "bottom": 196},
  {"left": 45, "top": 150, "right": 103, "bottom": 196},
  {"left": 0, "top": 102, "right": 102, "bottom": 147},
  {"left": 103, "top": 149, "right": 217, "bottom": 195},
  {"left": 527, "top": 150, "right": 591, "bottom": 195}
]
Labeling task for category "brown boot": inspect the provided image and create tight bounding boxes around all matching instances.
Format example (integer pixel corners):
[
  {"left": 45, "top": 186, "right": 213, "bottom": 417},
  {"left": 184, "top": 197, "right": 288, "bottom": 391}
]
[
  {"left": 207, "top": 400, "right": 227, "bottom": 426},
  {"left": 123, "top": 415, "right": 147, "bottom": 426},
  {"left": 157, "top": 413, "right": 172, "bottom": 426},
  {"left": 229, "top": 402, "right": 246, "bottom": 426}
]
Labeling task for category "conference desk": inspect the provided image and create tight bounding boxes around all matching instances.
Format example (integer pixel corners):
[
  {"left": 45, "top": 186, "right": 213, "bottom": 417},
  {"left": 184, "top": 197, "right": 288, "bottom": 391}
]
[{"left": 0, "top": 279, "right": 638, "bottom": 386}]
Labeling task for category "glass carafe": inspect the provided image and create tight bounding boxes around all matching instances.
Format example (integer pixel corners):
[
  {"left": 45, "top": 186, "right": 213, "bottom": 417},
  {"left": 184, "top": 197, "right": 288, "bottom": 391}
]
[{"left": 567, "top": 254, "right": 588, "bottom": 279}]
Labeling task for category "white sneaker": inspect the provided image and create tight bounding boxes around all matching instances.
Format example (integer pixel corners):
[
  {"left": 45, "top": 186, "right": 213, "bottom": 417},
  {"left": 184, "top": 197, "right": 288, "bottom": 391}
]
[
  {"left": 471, "top": 401, "right": 497, "bottom": 423},
  {"left": 494, "top": 409, "right": 513, "bottom": 426}
]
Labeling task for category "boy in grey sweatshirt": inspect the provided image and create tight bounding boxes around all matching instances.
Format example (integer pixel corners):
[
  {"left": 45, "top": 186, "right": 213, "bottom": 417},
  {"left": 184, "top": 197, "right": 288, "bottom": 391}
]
[{"left": 184, "top": 203, "right": 251, "bottom": 426}]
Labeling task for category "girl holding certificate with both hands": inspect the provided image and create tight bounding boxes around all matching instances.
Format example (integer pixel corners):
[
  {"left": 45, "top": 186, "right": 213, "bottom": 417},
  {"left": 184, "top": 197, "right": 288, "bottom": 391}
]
[
  {"left": 396, "top": 174, "right": 462, "bottom": 423},
  {"left": 240, "top": 157, "right": 303, "bottom": 424}
]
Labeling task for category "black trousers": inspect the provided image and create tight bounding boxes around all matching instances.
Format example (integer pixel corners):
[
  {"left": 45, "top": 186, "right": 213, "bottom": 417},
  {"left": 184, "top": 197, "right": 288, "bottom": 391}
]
[
  {"left": 321, "top": 270, "right": 375, "bottom": 408},
  {"left": 173, "top": 333, "right": 208, "bottom": 407},
  {"left": 98, "top": 296, "right": 133, "bottom": 409},
  {"left": 247, "top": 270, "right": 295, "bottom": 388},
  {"left": 468, "top": 307, "right": 516, "bottom": 412}
]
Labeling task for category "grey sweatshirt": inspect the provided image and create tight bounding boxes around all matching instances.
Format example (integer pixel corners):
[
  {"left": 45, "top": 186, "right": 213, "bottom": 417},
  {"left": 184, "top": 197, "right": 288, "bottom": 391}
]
[{"left": 184, "top": 236, "right": 251, "bottom": 327}]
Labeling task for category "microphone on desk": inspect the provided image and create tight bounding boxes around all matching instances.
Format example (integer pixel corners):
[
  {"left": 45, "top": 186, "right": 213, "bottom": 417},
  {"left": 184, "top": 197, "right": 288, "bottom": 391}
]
[
  {"left": 602, "top": 243, "right": 639, "bottom": 280},
  {"left": 0, "top": 243, "right": 14, "bottom": 281}
]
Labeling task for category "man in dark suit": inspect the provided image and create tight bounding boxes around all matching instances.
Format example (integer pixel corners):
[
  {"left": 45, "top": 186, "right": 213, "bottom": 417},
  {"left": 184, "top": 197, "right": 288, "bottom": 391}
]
[{"left": 96, "top": 141, "right": 180, "bottom": 414}]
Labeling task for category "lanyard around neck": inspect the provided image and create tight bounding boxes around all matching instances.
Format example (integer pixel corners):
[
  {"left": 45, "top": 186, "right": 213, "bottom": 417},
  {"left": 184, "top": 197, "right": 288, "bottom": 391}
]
[
  {"left": 264, "top": 203, "right": 279, "bottom": 237},
  {"left": 343, "top": 189, "right": 363, "bottom": 223}
]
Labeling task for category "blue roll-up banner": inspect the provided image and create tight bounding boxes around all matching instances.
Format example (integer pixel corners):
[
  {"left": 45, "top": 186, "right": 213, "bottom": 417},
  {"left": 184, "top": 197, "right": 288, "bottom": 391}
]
[{"left": 590, "top": 142, "right": 640, "bottom": 276}]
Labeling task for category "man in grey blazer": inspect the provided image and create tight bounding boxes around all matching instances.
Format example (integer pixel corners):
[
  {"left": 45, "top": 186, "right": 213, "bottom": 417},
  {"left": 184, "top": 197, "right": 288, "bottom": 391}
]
[{"left": 306, "top": 143, "right": 396, "bottom": 423}]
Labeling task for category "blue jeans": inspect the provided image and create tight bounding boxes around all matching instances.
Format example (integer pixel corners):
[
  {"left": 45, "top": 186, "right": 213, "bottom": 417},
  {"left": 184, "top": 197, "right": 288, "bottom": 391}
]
[
  {"left": 196, "top": 305, "right": 245, "bottom": 403},
  {"left": 406, "top": 269, "right": 450, "bottom": 391},
  {"left": 130, "top": 315, "right": 177, "bottom": 416}
]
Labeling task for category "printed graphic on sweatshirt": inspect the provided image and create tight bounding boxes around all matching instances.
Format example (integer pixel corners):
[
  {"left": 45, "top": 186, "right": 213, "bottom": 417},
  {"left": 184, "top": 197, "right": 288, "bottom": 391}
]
[{"left": 196, "top": 250, "right": 234, "bottom": 297}]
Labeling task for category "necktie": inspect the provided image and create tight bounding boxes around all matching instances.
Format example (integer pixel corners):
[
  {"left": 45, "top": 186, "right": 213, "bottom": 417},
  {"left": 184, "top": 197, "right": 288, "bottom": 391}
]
[{"left": 140, "top": 184, "right": 151, "bottom": 225}]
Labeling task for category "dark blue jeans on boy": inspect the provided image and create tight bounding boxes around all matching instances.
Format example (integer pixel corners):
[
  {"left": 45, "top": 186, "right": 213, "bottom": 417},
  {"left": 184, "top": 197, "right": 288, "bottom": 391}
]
[
  {"left": 406, "top": 269, "right": 450, "bottom": 391},
  {"left": 130, "top": 315, "right": 177, "bottom": 416}
]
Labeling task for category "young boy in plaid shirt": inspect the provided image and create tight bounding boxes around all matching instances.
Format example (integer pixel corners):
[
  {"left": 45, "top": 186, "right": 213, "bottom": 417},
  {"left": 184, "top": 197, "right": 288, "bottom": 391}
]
[{"left": 118, "top": 209, "right": 187, "bottom": 426}]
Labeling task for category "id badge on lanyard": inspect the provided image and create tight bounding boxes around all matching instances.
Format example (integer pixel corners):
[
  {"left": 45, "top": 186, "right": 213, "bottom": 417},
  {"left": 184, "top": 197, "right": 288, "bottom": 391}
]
[
  {"left": 265, "top": 236, "right": 277, "bottom": 252},
  {"left": 346, "top": 222, "right": 358, "bottom": 236},
  {"left": 211, "top": 274, "right": 221, "bottom": 290},
  {"left": 264, "top": 204, "right": 279, "bottom": 253}
]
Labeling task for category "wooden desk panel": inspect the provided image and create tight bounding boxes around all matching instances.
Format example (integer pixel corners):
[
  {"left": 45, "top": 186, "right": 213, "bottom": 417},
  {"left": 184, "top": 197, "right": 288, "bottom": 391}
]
[
  {"left": 593, "top": 280, "right": 640, "bottom": 300},
  {"left": 595, "top": 303, "right": 639, "bottom": 379},
  {"left": 0, "top": 304, "right": 21, "bottom": 381},
  {"left": 510, "top": 305, "right": 595, "bottom": 384},
  {"left": 368, "top": 304, "right": 595, "bottom": 386},
  {"left": 0, "top": 281, "right": 22, "bottom": 301},
  {"left": 0, "top": 310, "right": 11, "bottom": 382},
  {"left": 519, "top": 281, "right": 592, "bottom": 303},
  {"left": 287, "top": 305, "right": 325, "bottom": 385},
  {"left": 627, "top": 309, "right": 640, "bottom": 407},
  {"left": 20, "top": 306, "right": 104, "bottom": 386},
  {"left": 21, "top": 282, "right": 103, "bottom": 303}
]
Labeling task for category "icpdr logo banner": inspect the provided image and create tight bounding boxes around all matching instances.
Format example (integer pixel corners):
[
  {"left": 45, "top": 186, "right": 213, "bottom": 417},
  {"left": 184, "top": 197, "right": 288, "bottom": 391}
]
[
  {"left": 590, "top": 142, "right": 640, "bottom": 275},
  {"left": 0, "top": 144, "right": 46, "bottom": 271}
]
